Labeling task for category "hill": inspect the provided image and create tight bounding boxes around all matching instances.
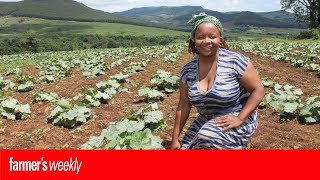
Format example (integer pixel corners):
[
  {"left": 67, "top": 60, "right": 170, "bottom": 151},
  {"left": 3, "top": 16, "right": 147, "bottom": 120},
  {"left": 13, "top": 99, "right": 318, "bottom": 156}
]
[
  {"left": 257, "top": 10, "right": 307, "bottom": 27},
  {"left": 0, "top": 2, "right": 308, "bottom": 31},
  {"left": 0, "top": 16, "right": 188, "bottom": 55},
  {"left": 114, "top": 6, "right": 225, "bottom": 30},
  {"left": 0, "top": 0, "right": 170, "bottom": 29},
  {"left": 115, "top": 6, "right": 308, "bottom": 30},
  {"left": 0, "top": 16, "right": 187, "bottom": 37}
]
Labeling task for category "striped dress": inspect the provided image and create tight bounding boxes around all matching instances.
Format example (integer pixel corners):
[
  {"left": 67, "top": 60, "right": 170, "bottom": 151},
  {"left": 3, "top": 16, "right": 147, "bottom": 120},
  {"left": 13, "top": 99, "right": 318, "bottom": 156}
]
[{"left": 180, "top": 48, "right": 257, "bottom": 149}]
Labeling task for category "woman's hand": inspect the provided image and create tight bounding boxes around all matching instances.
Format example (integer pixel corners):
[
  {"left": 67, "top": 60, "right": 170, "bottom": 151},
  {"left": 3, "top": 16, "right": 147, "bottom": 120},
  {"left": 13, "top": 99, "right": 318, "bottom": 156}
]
[
  {"left": 215, "top": 114, "right": 243, "bottom": 131},
  {"left": 171, "top": 140, "right": 181, "bottom": 150}
]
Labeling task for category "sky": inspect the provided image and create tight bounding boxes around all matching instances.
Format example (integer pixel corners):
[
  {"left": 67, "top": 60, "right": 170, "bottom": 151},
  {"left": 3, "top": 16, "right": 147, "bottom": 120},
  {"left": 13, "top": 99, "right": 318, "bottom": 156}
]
[{"left": 1, "top": 0, "right": 283, "bottom": 13}]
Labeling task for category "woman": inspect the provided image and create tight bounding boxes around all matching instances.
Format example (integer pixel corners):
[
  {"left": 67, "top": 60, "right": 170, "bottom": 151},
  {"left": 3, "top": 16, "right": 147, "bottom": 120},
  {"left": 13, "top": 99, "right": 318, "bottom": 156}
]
[{"left": 171, "top": 13, "right": 265, "bottom": 149}]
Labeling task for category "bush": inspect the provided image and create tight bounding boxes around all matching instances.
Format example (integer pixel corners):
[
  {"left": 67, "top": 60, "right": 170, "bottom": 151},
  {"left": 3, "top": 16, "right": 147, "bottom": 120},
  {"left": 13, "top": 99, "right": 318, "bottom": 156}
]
[{"left": 296, "top": 29, "right": 320, "bottom": 40}]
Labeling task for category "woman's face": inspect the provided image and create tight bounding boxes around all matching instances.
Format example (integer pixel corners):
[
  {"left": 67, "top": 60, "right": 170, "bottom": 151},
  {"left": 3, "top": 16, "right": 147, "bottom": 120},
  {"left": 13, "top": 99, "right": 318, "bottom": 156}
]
[{"left": 194, "top": 22, "right": 222, "bottom": 57}]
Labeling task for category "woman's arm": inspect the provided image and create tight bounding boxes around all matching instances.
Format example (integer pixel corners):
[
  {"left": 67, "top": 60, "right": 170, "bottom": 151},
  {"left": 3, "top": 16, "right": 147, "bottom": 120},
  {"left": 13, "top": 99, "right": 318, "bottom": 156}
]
[
  {"left": 215, "top": 61, "right": 265, "bottom": 131},
  {"left": 237, "top": 61, "right": 265, "bottom": 121},
  {"left": 171, "top": 81, "right": 192, "bottom": 149}
]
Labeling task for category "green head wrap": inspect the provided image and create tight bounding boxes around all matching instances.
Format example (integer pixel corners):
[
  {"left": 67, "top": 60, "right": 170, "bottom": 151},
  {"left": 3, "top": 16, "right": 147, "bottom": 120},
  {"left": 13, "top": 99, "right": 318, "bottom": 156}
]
[{"left": 187, "top": 12, "right": 224, "bottom": 41}]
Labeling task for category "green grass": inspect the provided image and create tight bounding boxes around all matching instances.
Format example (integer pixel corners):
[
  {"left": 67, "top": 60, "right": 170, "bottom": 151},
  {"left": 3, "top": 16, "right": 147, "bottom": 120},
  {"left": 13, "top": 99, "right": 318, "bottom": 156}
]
[
  {"left": 1, "top": 59, "right": 39, "bottom": 70},
  {"left": 225, "top": 25, "right": 306, "bottom": 40},
  {"left": 0, "top": 52, "right": 50, "bottom": 70},
  {"left": 0, "top": 16, "right": 188, "bottom": 38}
]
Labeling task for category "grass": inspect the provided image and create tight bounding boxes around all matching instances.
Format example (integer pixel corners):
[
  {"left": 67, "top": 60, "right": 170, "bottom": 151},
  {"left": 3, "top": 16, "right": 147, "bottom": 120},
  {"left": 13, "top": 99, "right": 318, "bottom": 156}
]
[
  {"left": 0, "top": 16, "right": 188, "bottom": 38},
  {"left": 225, "top": 26, "right": 306, "bottom": 40},
  {"left": 1, "top": 59, "right": 39, "bottom": 70},
  {"left": 0, "top": 48, "right": 77, "bottom": 70}
]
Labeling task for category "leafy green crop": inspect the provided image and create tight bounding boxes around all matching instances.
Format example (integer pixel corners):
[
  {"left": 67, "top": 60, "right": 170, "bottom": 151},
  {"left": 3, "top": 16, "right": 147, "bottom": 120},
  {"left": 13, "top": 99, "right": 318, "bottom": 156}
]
[
  {"left": 80, "top": 58, "right": 106, "bottom": 78},
  {"left": 16, "top": 81, "right": 34, "bottom": 92},
  {"left": 32, "top": 92, "right": 59, "bottom": 103},
  {"left": 261, "top": 76, "right": 274, "bottom": 87},
  {"left": 0, "top": 98, "right": 31, "bottom": 120},
  {"left": 47, "top": 104, "right": 91, "bottom": 128},
  {"left": 81, "top": 103, "right": 166, "bottom": 149},
  {"left": 260, "top": 83, "right": 303, "bottom": 120},
  {"left": 3, "top": 67, "right": 22, "bottom": 76},
  {"left": 109, "top": 73, "right": 129, "bottom": 83},
  {"left": 299, "top": 96, "right": 320, "bottom": 123},
  {"left": 151, "top": 70, "right": 179, "bottom": 93},
  {"left": 39, "top": 75, "right": 55, "bottom": 84},
  {"left": 138, "top": 87, "right": 164, "bottom": 103},
  {"left": 78, "top": 87, "right": 111, "bottom": 107},
  {"left": 0, "top": 76, "right": 15, "bottom": 90},
  {"left": 123, "top": 59, "right": 150, "bottom": 74}
]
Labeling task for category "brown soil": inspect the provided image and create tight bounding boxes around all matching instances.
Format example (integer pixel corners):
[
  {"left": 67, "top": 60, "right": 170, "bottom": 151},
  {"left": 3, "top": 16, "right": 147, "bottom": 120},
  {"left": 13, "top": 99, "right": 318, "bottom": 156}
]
[{"left": 0, "top": 49, "right": 319, "bottom": 149}]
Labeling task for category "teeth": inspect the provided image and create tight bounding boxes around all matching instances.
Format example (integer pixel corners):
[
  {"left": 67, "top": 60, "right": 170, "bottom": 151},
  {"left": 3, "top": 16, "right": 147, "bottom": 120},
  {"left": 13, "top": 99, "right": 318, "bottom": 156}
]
[{"left": 202, "top": 46, "right": 212, "bottom": 50}]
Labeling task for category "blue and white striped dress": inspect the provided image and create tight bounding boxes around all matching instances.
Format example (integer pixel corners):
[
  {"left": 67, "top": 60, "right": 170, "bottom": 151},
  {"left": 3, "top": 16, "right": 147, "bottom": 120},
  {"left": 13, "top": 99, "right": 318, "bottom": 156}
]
[{"left": 180, "top": 48, "right": 257, "bottom": 149}]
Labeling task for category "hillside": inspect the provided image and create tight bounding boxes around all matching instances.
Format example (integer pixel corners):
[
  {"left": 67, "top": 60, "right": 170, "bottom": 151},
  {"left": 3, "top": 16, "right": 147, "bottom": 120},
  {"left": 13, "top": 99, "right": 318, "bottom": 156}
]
[
  {"left": 114, "top": 6, "right": 227, "bottom": 30},
  {"left": 257, "top": 10, "right": 307, "bottom": 27},
  {"left": 0, "top": 0, "right": 122, "bottom": 21},
  {"left": 0, "top": 0, "right": 170, "bottom": 29},
  {"left": 115, "top": 6, "right": 307, "bottom": 30},
  {"left": 231, "top": 11, "right": 290, "bottom": 28},
  {"left": 0, "top": 2, "right": 308, "bottom": 31},
  {"left": 0, "top": 16, "right": 187, "bottom": 37},
  {"left": 0, "top": 16, "right": 188, "bottom": 55}
]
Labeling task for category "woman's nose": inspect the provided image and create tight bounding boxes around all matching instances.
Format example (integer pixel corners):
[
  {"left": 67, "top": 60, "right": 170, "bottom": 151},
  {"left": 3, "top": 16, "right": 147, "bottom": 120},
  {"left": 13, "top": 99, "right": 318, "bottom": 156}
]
[{"left": 203, "top": 37, "right": 211, "bottom": 43}]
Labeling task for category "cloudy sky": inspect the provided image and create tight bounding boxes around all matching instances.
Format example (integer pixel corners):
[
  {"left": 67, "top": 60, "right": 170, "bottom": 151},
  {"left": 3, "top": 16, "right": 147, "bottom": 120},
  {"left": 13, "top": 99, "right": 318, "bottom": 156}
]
[{"left": 1, "top": 0, "right": 283, "bottom": 13}]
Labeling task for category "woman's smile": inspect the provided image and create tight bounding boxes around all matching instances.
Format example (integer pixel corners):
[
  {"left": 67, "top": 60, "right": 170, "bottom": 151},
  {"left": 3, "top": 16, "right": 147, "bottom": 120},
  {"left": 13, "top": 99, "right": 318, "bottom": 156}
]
[{"left": 201, "top": 45, "right": 212, "bottom": 51}]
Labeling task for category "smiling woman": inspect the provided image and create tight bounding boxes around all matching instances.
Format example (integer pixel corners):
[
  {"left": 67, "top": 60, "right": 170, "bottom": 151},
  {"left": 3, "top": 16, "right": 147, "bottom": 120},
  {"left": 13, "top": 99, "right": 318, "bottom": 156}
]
[{"left": 171, "top": 12, "right": 265, "bottom": 150}]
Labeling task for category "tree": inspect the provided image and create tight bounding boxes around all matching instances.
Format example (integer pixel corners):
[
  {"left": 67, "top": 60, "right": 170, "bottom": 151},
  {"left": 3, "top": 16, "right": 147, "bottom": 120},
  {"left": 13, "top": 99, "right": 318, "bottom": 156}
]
[
  {"left": 281, "top": 0, "right": 320, "bottom": 29},
  {"left": 23, "top": 35, "right": 39, "bottom": 53}
]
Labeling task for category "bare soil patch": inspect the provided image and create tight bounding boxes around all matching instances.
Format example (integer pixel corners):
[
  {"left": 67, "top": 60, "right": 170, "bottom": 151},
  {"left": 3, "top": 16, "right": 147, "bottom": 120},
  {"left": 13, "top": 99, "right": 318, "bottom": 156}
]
[{"left": 0, "top": 49, "right": 319, "bottom": 149}]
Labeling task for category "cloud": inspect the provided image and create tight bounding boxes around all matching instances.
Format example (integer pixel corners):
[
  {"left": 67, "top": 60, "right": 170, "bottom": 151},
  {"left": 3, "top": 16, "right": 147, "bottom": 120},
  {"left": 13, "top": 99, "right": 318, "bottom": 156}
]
[
  {"left": 81, "top": 0, "right": 282, "bottom": 12},
  {"left": 1, "top": 0, "right": 282, "bottom": 12}
]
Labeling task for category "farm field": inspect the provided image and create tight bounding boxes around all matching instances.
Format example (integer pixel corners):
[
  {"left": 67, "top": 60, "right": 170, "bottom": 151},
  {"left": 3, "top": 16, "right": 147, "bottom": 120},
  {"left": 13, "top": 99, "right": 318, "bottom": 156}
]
[
  {"left": 0, "top": 16, "right": 187, "bottom": 38},
  {"left": 0, "top": 40, "right": 319, "bottom": 149}
]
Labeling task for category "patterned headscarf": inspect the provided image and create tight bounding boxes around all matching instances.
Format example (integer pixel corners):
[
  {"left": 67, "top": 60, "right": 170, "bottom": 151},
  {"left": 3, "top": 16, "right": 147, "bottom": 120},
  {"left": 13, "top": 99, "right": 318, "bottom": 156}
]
[{"left": 187, "top": 12, "right": 224, "bottom": 41}]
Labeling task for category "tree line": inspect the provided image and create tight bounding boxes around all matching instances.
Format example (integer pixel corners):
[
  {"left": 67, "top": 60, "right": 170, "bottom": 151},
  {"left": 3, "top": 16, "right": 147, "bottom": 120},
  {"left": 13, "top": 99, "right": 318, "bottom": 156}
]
[{"left": 0, "top": 34, "right": 187, "bottom": 55}]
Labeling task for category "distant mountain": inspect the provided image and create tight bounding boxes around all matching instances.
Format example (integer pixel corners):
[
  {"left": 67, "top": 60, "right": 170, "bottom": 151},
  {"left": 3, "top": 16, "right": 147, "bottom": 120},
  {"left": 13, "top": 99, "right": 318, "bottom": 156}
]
[
  {"left": 0, "top": 0, "right": 120, "bottom": 21},
  {"left": 114, "top": 6, "right": 216, "bottom": 30},
  {"left": 0, "top": 1, "right": 308, "bottom": 31},
  {"left": 115, "top": 6, "right": 308, "bottom": 30},
  {"left": 0, "top": 0, "right": 170, "bottom": 29},
  {"left": 257, "top": 10, "right": 306, "bottom": 27}
]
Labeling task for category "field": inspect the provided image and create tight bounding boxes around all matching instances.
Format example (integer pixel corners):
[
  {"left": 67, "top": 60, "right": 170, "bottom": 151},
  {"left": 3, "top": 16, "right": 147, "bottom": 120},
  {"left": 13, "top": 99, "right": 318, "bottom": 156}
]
[
  {"left": 226, "top": 26, "right": 306, "bottom": 39},
  {"left": 0, "top": 16, "right": 305, "bottom": 40},
  {"left": 0, "top": 40, "right": 319, "bottom": 149},
  {"left": 0, "top": 16, "right": 188, "bottom": 55},
  {"left": 0, "top": 16, "right": 187, "bottom": 37}
]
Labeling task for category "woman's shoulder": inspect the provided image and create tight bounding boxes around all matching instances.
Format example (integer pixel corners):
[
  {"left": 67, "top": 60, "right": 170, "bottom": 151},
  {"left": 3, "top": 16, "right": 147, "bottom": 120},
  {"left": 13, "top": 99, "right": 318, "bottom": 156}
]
[
  {"left": 181, "top": 55, "right": 198, "bottom": 71},
  {"left": 180, "top": 56, "right": 198, "bottom": 83},
  {"left": 219, "top": 48, "right": 250, "bottom": 63},
  {"left": 219, "top": 48, "right": 247, "bottom": 58},
  {"left": 219, "top": 48, "right": 250, "bottom": 78}
]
